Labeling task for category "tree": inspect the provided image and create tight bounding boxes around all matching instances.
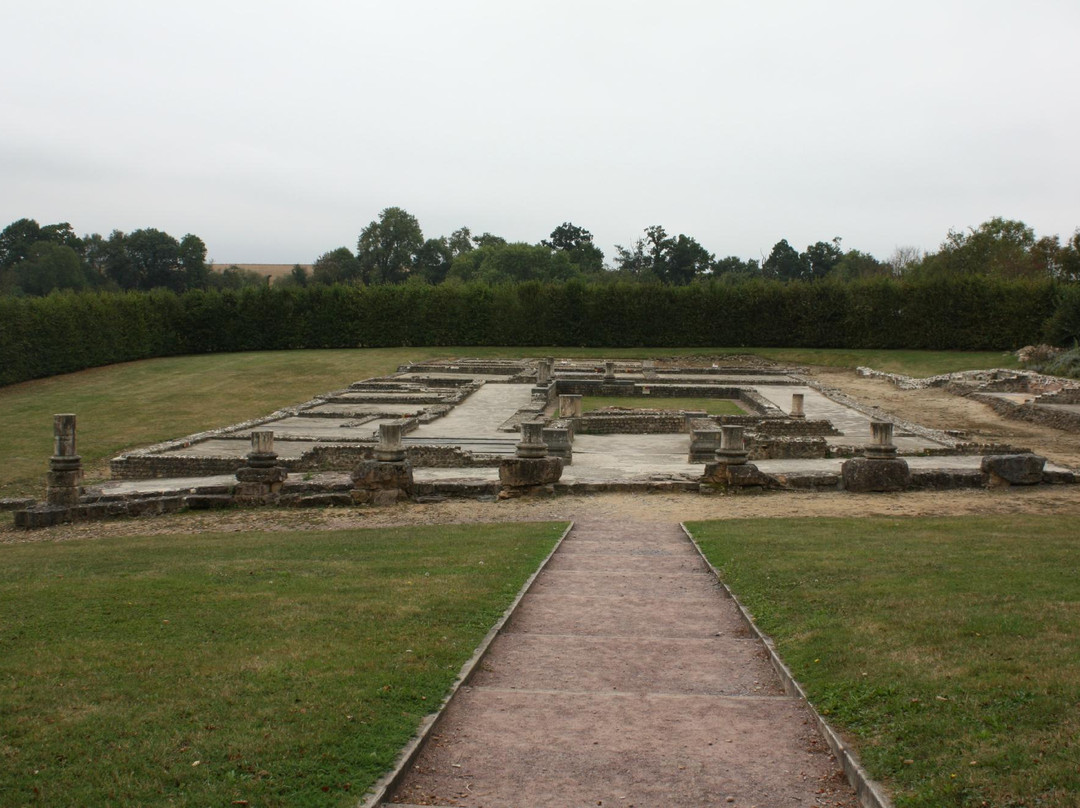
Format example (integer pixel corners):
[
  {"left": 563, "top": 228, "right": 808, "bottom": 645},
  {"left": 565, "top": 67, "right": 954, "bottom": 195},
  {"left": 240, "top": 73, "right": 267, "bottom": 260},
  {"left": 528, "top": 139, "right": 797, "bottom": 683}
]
[
  {"left": 711, "top": 256, "right": 761, "bottom": 279},
  {"left": 801, "top": 238, "right": 843, "bottom": 281},
  {"left": 290, "top": 264, "right": 309, "bottom": 287},
  {"left": 887, "top": 246, "right": 924, "bottom": 276},
  {"left": 918, "top": 217, "right": 1042, "bottom": 279},
  {"left": 1, "top": 219, "right": 81, "bottom": 269},
  {"left": 414, "top": 237, "right": 453, "bottom": 285},
  {"left": 472, "top": 232, "right": 507, "bottom": 249},
  {"left": 447, "top": 227, "right": 475, "bottom": 256},
  {"left": 829, "top": 249, "right": 888, "bottom": 281},
  {"left": 5, "top": 242, "right": 87, "bottom": 295},
  {"left": 0, "top": 219, "right": 44, "bottom": 269},
  {"left": 614, "top": 225, "right": 712, "bottom": 284},
  {"left": 542, "top": 222, "right": 605, "bottom": 274},
  {"left": 178, "top": 234, "right": 210, "bottom": 290},
  {"left": 356, "top": 207, "right": 424, "bottom": 284},
  {"left": 762, "top": 239, "right": 805, "bottom": 281},
  {"left": 665, "top": 234, "right": 714, "bottom": 285},
  {"left": 312, "top": 247, "right": 362, "bottom": 285},
  {"left": 125, "top": 228, "right": 184, "bottom": 291}
]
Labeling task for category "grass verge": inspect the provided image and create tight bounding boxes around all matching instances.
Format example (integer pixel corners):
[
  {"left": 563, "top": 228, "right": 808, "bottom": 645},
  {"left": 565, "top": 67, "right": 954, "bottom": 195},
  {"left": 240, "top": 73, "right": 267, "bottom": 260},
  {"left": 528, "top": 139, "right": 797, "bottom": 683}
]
[
  {"left": 0, "top": 347, "right": 1014, "bottom": 497},
  {"left": 581, "top": 395, "right": 745, "bottom": 415},
  {"left": 0, "top": 521, "right": 566, "bottom": 807},
  {"left": 687, "top": 515, "right": 1080, "bottom": 808}
]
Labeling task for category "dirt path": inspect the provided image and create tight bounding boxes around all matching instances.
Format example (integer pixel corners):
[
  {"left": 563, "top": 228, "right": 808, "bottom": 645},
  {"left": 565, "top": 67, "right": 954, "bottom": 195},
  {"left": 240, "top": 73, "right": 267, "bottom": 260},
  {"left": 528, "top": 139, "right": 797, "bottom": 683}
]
[
  {"left": 385, "top": 517, "right": 859, "bottom": 808},
  {"left": 811, "top": 367, "right": 1080, "bottom": 468}
]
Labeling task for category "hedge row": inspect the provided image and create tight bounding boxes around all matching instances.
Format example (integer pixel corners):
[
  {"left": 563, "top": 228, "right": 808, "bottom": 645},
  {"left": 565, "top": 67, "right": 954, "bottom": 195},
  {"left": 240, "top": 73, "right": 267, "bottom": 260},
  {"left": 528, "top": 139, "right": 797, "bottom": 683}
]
[{"left": 0, "top": 277, "right": 1071, "bottom": 386}]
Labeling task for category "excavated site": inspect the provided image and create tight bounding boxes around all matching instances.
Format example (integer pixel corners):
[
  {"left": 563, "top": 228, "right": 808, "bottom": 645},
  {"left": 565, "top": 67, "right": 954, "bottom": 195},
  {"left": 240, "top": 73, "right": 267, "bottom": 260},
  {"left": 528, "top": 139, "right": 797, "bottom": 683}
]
[{"left": 11, "top": 356, "right": 1080, "bottom": 528}]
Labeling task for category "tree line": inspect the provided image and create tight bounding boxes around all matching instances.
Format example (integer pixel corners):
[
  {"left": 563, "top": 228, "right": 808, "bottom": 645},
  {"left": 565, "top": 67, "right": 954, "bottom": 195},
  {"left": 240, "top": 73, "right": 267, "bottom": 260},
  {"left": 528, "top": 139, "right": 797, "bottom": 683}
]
[
  {"left": 3, "top": 210, "right": 1080, "bottom": 298},
  {"left": 4, "top": 275, "right": 1077, "bottom": 386},
  {"left": 0, "top": 219, "right": 269, "bottom": 297}
]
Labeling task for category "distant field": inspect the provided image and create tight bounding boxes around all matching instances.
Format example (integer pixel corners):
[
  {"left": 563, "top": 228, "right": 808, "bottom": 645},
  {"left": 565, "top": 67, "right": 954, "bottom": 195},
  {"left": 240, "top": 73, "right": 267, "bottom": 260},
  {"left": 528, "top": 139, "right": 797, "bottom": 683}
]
[{"left": 215, "top": 263, "right": 311, "bottom": 281}]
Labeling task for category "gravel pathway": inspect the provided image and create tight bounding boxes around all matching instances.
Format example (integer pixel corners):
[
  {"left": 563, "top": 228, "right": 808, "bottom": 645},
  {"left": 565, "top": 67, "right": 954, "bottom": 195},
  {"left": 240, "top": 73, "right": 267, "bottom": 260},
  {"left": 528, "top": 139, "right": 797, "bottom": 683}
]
[{"left": 385, "top": 517, "right": 859, "bottom": 807}]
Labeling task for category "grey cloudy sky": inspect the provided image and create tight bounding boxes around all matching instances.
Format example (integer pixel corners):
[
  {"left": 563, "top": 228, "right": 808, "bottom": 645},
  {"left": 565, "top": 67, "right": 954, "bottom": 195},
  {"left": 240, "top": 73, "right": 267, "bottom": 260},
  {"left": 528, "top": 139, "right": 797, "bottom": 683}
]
[{"left": 2, "top": 1, "right": 1078, "bottom": 265}]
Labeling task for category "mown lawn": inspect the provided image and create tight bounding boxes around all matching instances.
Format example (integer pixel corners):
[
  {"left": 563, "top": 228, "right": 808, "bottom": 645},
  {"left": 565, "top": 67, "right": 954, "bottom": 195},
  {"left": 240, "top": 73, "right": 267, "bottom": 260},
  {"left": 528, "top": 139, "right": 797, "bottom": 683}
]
[
  {"left": 688, "top": 515, "right": 1080, "bottom": 808},
  {"left": 0, "top": 347, "right": 1016, "bottom": 497},
  {"left": 0, "top": 521, "right": 566, "bottom": 807}
]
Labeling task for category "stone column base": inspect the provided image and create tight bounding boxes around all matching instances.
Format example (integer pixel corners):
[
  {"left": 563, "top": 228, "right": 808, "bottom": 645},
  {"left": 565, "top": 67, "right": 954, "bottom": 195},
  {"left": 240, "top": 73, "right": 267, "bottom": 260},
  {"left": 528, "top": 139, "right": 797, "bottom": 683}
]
[
  {"left": 498, "top": 456, "right": 563, "bottom": 497},
  {"left": 980, "top": 454, "right": 1046, "bottom": 487},
  {"left": 700, "top": 461, "right": 782, "bottom": 492},
  {"left": 351, "top": 460, "right": 414, "bottom": 505},
  {"left": 841, "top": 457, "right": 911, "bottom": 492},
  {"left": 234, "top": 466, "right": 288, "bottom": 503}
]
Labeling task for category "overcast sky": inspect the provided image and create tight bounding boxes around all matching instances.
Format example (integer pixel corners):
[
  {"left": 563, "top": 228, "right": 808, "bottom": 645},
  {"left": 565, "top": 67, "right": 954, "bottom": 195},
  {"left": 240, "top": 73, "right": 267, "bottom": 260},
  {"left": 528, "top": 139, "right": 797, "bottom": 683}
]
[{"left": 3, "top": 1, "right": 1078, "bottom": 266}]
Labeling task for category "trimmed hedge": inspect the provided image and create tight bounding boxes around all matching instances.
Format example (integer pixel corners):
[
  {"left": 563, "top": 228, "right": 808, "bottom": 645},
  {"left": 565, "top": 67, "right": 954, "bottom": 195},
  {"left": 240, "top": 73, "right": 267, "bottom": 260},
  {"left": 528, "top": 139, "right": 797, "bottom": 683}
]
[{"left": 0, "top": 277, "right": 1063, "bottom": 386}]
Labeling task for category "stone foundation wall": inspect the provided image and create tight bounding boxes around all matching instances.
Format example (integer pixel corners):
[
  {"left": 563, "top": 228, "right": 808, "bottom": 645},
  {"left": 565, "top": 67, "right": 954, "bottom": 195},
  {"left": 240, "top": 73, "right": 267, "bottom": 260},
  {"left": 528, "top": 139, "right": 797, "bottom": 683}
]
[
  {"left": 748, "top": 435, "right": 829, "bottom": 460},
  {"left": 111, "top": 441, "right": 502, "bottom": 480},
  {"left": 1037, "top": 388, "right": 1080, "bottom": 405},
  {"left": 971, "top": 393, "right": 1080, "bottom": 434},
  {"left": 111, "top": 455, "right": 244, "bottom": 479},
  {"left": 755, "top": 419, "right": 840, "bottom": 436},
  {"left": 574, "top": 413, "right": 688, "bottom": 434}
]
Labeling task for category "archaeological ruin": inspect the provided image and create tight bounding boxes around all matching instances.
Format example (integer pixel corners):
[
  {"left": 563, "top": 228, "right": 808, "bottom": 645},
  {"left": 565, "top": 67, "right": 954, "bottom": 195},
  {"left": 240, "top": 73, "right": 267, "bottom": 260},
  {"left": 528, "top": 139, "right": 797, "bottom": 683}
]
[{"left": 12, "top": 357, "right": 1078, "bottom": 527}]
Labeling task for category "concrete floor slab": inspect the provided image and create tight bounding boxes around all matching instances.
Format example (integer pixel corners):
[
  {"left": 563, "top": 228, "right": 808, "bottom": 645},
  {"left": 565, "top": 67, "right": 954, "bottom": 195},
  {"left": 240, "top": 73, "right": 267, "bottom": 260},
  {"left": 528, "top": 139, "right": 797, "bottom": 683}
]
[{"left": 411, "top": 384, "right": 536, "bottom": 439}]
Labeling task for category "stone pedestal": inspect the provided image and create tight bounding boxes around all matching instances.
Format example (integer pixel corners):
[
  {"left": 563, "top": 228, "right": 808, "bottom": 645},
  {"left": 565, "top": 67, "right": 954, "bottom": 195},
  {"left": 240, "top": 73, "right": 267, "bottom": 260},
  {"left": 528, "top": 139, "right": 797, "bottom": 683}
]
[
  {"left": 559, "top": 395, "right": 583, "bottom": 418},
  {"left": 498, "top": 456, "right": 563, "bottom": 497},
  {"left": 841, "top": 457, "right": 911, "bottom": 492},
  {"left": 536, "top": 360, "right": 551, "bottom": 385},
  {"left": 864, "top": 421, "right": 898, "bottom": 460},
  {"left": 688, "top": 428, "right": 720, "bottom": 463},
  {"left": 715, "top": 425, "right": 750, "bottom": 466},
  {"left": 500, "top": 422, "right": 562, "bottom": 496},
  {"left": 841, "top": 421, "right": 910, "bottom": 492},
  {"left": 352, "top": 460, "right": 414, "bottom": 505},
  {"left": 701, "top": 424, "right": 780, "bottom": 491},
  {"left": 542, "top": 427, "right": 573, "bottom": 464},
  {"left": 235, "top": 430, "right": 288, "bottom": 502},
  {"left": 374, "top": 421, "right": 407, "bottom": 462},
  {"left": 790, "top": 393, "right": 805, "bottom": 419},
  {"left": 515, "top": 421, "right": 549, "bottom": 459},
  {"left": 353, "top": 422, "right": 413, "bottom": 505},
  {"left": 46, "top": 413, "right": 83, "bottom": 507},
  {"left": 981, "top": 453, "right": 1046, "bottom": 487},
  {"left": 603, "top": 361, "right": 616, "bottom": 381}
]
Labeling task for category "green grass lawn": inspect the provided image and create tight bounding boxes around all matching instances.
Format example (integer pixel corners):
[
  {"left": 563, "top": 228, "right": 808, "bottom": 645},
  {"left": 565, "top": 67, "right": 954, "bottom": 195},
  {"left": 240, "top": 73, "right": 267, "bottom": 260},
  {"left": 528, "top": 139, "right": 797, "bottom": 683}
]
[
  {"left": 581, "top": 395, "right": 746, "bottom": 415},
  {"left": 0, "top": 347, "right": 1016, "bottom": 497},
  {"left": 687, "top": 515, "right": 1080, "bottom": 808},
  {"left": 0, "top": 521, "right": 566, "bottom": 806}
]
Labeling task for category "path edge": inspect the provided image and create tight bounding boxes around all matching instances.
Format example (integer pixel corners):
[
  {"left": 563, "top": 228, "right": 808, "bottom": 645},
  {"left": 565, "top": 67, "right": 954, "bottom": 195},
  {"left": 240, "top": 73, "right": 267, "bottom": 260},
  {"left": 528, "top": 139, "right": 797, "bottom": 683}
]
[
  {"left": 680, "top": 522, "right": 894, "bottom": 808},
  {"left": 358, "top": 520, "right": 575, "bottom": 808}
]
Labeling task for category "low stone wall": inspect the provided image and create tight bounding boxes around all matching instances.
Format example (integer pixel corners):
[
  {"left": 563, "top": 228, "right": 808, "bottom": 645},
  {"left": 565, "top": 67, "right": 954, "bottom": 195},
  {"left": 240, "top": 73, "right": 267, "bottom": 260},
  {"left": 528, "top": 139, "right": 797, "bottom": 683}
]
[
  {"left": 111, "top": 441, "right": 502, "bottom": 480},
  {"left": 749, "top": 435, "right": 829, "bottom": 460},
  {"left": 574, "top": 412, "right": 687, "bottom": 434},
  {"left": 970, "top": 393, "right": 1080, "bottom": 434},
  {"left": 1036, "top": 388, "right": 1080, "bottom": 405},
  {"left": 111, "top": 455, "right": 244, "bottom": 479},
  {"left": 755, "top": 419, "right": 840, "bottom": 436}
]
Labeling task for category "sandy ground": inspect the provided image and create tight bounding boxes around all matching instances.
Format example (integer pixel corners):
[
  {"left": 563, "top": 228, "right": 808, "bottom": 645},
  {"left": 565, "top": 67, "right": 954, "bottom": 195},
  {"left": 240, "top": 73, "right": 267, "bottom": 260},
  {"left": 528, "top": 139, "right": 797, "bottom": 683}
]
[{"left": 4, "top": 365, "right": 1079, "bottom": 543}]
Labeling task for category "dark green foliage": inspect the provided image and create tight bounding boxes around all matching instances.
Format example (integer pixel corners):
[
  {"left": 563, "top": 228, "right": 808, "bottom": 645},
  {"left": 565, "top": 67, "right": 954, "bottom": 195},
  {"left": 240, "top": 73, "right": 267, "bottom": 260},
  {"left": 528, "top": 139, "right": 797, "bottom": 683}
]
[{"left": 0, "top": 277, "right": 1067, "bottom": 386}]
